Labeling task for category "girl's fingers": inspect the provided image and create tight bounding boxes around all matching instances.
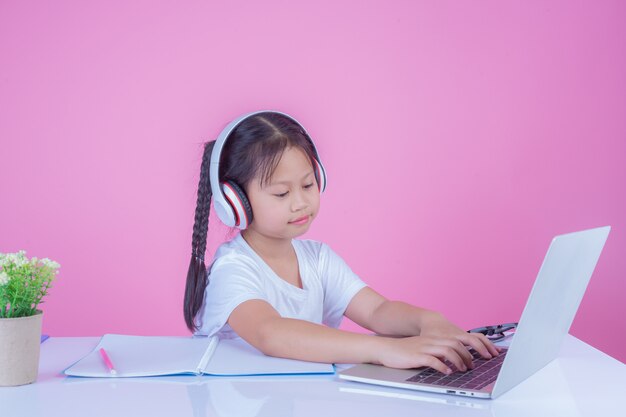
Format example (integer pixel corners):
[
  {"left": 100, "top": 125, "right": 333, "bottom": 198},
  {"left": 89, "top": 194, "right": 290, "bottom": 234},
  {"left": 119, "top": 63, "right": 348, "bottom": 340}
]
[
  {"left": 459, "top": 333, "right": 500, "bottom": 359},
  {"left": 425, "top": 343, "right": 469, "bottom": 372},
  {"left": 474, "top": 333, "right": 501, "bottom": 357},
  {"left": 446, "top": 340, "right": 475, "bottom": 369},
  {"left": 480, "top": 334, "right": 502, "bottom": 356},
  {"left": 420, "top": 354, "right": 453, "bottom": 375}
]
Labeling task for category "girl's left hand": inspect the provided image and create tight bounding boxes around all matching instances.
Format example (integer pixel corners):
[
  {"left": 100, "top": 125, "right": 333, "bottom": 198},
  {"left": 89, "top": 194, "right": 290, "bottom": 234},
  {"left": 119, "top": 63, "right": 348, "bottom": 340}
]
[{"left": 418, "top": 312, "right": 501, "bottom": 359}]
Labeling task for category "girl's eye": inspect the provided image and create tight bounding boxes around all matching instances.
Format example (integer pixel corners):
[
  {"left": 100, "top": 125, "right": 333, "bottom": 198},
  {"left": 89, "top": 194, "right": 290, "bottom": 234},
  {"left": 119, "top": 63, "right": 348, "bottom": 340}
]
[
  {"left": 274, "top": 191, "right": 289, "bottom": 198},
  {"left": 303, "top": 183, "right": 314, "bottom": 189}
]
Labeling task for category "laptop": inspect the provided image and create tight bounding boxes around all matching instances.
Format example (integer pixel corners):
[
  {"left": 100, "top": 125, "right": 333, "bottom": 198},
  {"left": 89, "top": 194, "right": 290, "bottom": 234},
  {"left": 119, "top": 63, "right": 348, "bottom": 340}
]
[{"left": 339, "top": 226, "right": 611, "bottom": 399}]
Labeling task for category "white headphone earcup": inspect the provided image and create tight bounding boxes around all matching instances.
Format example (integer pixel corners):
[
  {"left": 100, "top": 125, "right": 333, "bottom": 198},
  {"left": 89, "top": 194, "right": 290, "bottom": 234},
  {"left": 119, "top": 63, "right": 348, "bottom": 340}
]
[{"left": 221, "top": 181, "right": 253, "bottom": 229}]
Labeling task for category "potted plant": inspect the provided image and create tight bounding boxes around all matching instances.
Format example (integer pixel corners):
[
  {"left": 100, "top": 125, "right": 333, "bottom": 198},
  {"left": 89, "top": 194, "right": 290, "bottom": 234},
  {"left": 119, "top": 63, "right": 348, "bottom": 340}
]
[{"left": 0, "top": 250, "right": 60, "bottom": 386}]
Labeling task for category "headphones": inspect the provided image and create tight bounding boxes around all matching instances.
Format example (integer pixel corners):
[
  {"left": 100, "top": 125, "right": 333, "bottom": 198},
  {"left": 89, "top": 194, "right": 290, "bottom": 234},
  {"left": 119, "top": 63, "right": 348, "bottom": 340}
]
[{"left": 209, "top": 110, "right": 327, "bottom": 229}]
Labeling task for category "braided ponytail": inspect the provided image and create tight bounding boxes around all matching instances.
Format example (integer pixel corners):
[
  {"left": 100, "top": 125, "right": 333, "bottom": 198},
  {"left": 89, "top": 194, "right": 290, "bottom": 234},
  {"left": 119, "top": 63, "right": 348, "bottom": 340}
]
[{"left": 184, "top": 140, "right": 215, "bottom": 332}]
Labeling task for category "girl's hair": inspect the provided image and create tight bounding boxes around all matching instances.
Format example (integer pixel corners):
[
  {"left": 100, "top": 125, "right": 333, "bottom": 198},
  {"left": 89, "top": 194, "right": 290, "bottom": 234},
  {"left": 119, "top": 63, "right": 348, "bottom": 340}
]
[{"left": 184, "top": 112, "right": 319, "bottom": 331}]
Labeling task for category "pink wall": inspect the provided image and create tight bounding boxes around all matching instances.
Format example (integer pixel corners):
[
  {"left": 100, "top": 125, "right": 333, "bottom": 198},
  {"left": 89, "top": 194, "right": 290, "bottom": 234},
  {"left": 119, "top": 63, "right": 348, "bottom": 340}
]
[{"left": 1, "top": 1, "right": 624, "bottom": 362}]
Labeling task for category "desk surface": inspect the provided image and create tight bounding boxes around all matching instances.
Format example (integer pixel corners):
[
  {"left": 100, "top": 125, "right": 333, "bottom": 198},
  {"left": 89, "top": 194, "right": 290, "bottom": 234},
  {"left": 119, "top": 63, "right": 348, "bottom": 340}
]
[{"left": 1, "top": 335, "right": 624, "bottom": 417}]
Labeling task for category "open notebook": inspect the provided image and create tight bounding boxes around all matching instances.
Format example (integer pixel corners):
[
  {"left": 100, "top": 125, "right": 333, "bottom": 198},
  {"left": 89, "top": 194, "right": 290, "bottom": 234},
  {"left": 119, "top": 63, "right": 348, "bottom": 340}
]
[{"left": 64, "top": 334, "right": 334, "bottom": 378}]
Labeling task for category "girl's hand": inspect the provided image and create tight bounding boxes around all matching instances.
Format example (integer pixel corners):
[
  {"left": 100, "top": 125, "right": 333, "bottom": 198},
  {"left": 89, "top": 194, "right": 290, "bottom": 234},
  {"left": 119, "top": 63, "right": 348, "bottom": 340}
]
[
  {"left": 418, "top": 311, "right": 501, "bottom": 360},
  {"left": 376, "top": 335, "right": 476, "bottom": 374}
]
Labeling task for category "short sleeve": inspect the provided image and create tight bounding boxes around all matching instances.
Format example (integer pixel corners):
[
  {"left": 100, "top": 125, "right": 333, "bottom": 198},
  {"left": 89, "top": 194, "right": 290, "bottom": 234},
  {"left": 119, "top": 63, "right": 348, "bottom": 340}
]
[
  {"left": 317, "top": 243, "right": 367, "bottom": 328},
  {"left": 194, "top": 254, "right": 268, "bottom": 337}
]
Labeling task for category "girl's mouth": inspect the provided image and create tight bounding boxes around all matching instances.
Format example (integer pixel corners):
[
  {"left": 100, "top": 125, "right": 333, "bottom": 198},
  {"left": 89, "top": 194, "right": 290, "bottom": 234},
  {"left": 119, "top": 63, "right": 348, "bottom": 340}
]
[{"left": 289, "top": 215, "right": 309, "bottom": 225}]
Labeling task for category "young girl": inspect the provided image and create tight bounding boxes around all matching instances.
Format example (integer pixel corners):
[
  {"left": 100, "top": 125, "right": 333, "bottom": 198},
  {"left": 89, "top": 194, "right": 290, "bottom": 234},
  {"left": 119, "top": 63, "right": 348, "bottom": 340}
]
[{"left": 184, "top": 110, "right": 499, "bottom": 375}]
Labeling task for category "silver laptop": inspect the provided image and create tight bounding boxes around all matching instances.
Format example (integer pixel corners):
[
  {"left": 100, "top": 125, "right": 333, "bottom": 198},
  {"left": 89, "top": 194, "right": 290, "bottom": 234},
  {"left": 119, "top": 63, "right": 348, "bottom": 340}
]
[{"left": 339, "top": 226, "right": 611, "bottom": 399}]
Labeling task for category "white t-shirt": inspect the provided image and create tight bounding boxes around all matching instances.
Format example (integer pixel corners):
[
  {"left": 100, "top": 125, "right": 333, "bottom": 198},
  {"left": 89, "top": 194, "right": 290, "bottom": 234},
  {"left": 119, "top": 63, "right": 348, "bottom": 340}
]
[{"left": 195, "top": 234, "right": 367, "bottom": 339}]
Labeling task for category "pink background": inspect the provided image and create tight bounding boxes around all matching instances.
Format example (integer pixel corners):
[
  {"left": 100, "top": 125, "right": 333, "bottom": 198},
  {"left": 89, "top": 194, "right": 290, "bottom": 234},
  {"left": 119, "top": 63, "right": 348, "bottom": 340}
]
[{"left": 1, "top": 1, "right": 624, "bottom": 362}]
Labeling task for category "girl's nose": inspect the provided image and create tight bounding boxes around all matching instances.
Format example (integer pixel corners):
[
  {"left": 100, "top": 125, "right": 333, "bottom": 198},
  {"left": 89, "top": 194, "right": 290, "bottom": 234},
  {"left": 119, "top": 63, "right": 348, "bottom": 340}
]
[{"left": 291, "top": 190, "right": 308, "bottom": 211}]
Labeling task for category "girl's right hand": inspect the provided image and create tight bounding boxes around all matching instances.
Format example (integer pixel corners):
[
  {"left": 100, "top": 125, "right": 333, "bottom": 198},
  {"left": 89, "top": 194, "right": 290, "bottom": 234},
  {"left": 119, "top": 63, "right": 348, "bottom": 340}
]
[{"left": 376, "top": 336, "right": 476, "bottom": 374}]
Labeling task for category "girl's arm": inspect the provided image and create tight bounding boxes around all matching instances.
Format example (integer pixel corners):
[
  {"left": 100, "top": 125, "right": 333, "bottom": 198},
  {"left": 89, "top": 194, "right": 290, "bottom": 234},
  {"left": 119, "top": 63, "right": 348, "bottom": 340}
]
[
  {"left": 345, "top": 287, "right": 500, "bottom": 358},
  {"left": 228, "top": 299, "right": 483, "bottom": 374}
]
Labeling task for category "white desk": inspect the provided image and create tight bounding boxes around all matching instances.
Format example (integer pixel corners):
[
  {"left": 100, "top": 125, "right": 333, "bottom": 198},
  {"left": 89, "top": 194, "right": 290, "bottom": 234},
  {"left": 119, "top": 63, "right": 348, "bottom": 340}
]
[{"left": 1, "top": 335, "right": 624, "bottom": 417}]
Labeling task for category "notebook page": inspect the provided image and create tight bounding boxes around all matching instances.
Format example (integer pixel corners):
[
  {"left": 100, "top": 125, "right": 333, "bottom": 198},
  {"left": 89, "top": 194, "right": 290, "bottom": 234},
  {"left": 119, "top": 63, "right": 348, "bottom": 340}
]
[
  {"left": 65, "top": 334, "right": 215, "bottom": 377},
  {"left": 203, "top": 338, "right": 334, "bottom": 376}
]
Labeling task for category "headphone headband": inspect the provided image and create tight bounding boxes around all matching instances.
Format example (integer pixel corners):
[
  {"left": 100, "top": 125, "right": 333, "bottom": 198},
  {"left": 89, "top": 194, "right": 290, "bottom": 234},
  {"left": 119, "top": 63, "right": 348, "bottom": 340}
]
[{"left": 209, "top": 110, "right": 327, "bottom": 229}]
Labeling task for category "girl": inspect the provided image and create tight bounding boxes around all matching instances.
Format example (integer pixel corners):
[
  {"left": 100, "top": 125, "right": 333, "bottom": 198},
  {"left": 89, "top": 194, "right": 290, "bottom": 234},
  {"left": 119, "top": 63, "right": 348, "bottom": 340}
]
[{"left": 184, "top": 110, "right": 499, "bottom": 375}]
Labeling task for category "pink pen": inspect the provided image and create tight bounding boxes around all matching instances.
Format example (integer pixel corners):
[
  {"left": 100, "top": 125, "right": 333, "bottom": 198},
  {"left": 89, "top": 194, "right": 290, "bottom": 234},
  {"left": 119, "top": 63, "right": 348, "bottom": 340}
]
[{"left": 99, "top": 348, "right": 117, "bottom": 375}]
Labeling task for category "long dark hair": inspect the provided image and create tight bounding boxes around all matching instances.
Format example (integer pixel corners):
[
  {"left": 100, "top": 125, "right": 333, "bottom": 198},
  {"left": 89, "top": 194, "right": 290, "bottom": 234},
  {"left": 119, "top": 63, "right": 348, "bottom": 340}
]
[{"left": 184, "top": 112, "right": 319, "bottom": 331}]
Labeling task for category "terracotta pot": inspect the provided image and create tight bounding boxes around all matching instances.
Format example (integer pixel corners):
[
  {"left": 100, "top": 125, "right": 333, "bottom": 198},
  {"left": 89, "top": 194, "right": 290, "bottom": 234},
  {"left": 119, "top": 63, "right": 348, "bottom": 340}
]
[{"left": 0, "top": 311, "right": 43, "bottom": 386}]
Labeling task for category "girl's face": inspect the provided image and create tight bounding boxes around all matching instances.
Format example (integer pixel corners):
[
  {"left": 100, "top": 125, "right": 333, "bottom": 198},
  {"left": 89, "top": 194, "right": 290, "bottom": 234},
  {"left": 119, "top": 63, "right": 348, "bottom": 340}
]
[{"left": 244, "top": 146, "right": 320, "bottom": 242}]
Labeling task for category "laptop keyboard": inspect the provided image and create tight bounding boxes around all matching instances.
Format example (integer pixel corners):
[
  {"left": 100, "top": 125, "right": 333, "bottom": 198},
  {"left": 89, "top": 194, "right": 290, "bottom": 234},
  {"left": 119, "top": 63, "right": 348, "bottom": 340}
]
[{"left": 406, "top": 348, "right": 508, "bottom": 390}]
